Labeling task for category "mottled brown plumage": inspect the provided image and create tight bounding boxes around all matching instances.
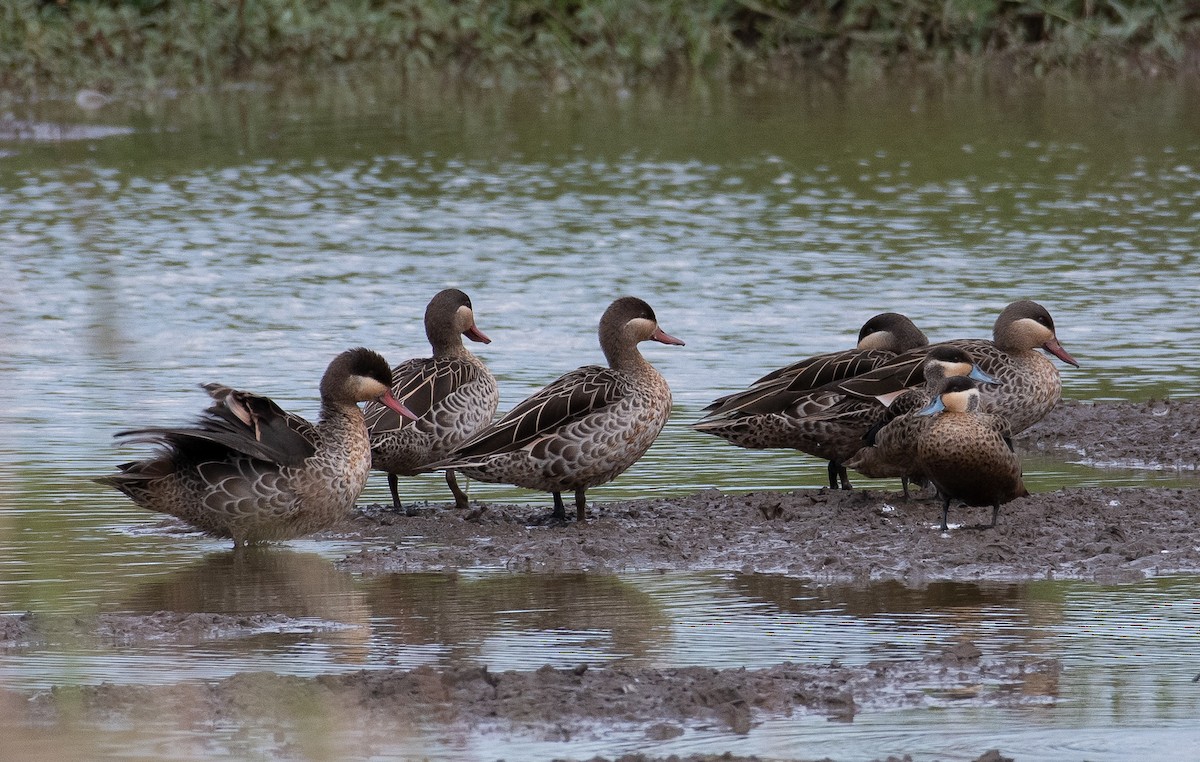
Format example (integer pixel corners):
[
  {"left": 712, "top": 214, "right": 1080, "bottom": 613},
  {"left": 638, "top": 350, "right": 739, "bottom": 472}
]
[
  {"left": 434, "top": 297, "right": 684, "bottom": 522},
  {"left": 364, "top": 289, "right": 499, "bottom": 510},
  {"left": 914, "top": 376, "right": 1029, "bottom": 531},
  {"left": 831, "top": 300, "right": 1079, "bottom": 435},
  {"left": 844, "top": 346, "right": 996, "bottom": 497},
  {"left": 692, "top": 313, "right": 929, "bottom": 489},
  {"left": 700, "top": 313, "right": 928, "bottom": 418},
  {"left": 96, "top": 348, "right": 416, "bottom": 546}
]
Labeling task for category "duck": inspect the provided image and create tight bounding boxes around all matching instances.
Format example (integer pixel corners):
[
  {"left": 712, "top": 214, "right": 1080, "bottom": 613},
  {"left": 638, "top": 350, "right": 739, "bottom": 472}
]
[
  {"left": 700, "top": 312, "right": 928, "bottom": 417},
  {"left": 692, "top": 313, "right": 929, "bottom": 490},
  {"left": 843, "top": 346, "right": 997, "bottom": 497},
  {"left": 96, "top": 347, "right": 417, "bottom": 546},
  {"left": 432, "top": 296, "right": 684, "bottom": 522},
  {"left": 829, "top": 300, "right": 1079, "bottom": 435},
  {"left": 364, "top": 289, "right": 499, "bottom": 511},
  {"left": 913, "top": 376, "right": 1029, "bottom": 531}
]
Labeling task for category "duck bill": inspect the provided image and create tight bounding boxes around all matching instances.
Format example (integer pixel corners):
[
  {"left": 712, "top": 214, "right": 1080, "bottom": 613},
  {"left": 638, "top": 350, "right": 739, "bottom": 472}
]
[
  {"left": 968, "top": 367, "right": 998, "bottom": 385},
  {"left": 464, "top": 324, "right": 491, "bottom": 344},
  {"left": 380, "top": 390, "right": 419, "bottom": 421},
  {"left": 1043, "top": 338, "right": 1080, "bottom": 367},
  {"left": 915, "top": 397, "right": 946, "bottom": 417},
  {"left": 651, "top": 327, "right": 685, "bottom": 346}
]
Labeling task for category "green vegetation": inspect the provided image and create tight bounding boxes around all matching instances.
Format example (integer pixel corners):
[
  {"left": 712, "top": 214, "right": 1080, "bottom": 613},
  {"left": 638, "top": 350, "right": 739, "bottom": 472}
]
[{"left": 2, "top": 0, "right": 1198, "bottom": 93}]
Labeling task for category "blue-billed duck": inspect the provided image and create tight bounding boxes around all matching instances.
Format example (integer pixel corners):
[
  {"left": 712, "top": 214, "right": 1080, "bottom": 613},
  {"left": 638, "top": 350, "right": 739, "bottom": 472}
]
[
  {"left": 844, "top": 346, "right": 996, "bottom": 497},
  {"left": 914, "top": 375, "right": 1029, "bottom": 531}
]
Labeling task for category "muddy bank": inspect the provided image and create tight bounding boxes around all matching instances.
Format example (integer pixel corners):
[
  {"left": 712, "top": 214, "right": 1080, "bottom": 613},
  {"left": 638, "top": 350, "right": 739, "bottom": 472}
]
[
  {"left": 336, "top": 398, "right": 1200, "bottom": 581},
  {"left": 1021, "top": 398, "right": 1200, "bottom": 470},
  {"left": 21, "top": 650, "right": 1050, "bottom": 751},
  {"left": 343, "top": 484, "right": 1200, "bottom": 582}
]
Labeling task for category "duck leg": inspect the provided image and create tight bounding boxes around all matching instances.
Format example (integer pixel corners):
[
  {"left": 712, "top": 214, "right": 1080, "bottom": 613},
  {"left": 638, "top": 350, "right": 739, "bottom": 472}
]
[
  {"left": 828, "top": 461, "right": 851, "bottom": 490},
  {"left": 574, "top": 488, "right": 588, "bottom": 523},
  {"left": 939, "top": 496, "right": 951, "bottom": 532},
  {"left": 445, "top": 469, "right": 470, "bottom": 510},
  {"left": 551, "top": 491, "right": 567, "bottom": 521},
  {"left": 900, "top": 476, "right": 911, "bottom": 500},
  {"left": 387, "top": 473, "right": 403, "bottom": 512},
  {"left": 825, "top": 463, "right": 854, "bottom": 492},
  {"left": 989, "top": 502, "right": 1000, "bottom": 528}
]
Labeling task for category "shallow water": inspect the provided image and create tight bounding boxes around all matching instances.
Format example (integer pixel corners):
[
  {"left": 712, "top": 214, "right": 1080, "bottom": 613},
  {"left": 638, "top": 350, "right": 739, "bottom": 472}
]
[
  {"left": 3, "top": 556, "right": 1198, "bottom": 760},
  {"left": 2, "top": 70, "right": 1200, "bottom": 758}
]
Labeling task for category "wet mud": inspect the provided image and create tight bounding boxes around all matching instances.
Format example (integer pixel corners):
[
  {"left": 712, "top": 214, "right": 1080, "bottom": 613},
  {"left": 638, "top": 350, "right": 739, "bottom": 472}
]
[
  {"left": 339, "top": 400, "right": 1200, "bottom": 583},
  {"left": 18, "top": 653, "right": 1049, "bottom": 753},
  {"left": 8, "top": 400, "right": 1199, "bottom": 760}
]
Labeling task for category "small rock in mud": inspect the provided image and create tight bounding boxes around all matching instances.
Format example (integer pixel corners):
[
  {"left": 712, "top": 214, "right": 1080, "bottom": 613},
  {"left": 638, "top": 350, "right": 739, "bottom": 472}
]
[{"left": 643, "top": 721, "right": 684, "bottom": 740}]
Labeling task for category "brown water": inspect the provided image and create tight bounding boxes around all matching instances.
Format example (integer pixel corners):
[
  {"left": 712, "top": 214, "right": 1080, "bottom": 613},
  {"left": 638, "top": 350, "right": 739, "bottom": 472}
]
[{"left": 2, "top": 70, "right": 1200, "bottom": 759}]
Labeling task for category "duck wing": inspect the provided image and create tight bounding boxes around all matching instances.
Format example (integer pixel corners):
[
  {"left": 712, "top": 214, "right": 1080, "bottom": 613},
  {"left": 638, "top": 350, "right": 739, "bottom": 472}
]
[
  {"left": 115, "top": 384, "right": 316, "bottom": 468},
  {"left": 448, "top": 365, "right": 629, "bottom": 459},
  {"left": 830, "top": 339, "right": 994, "bottom": 403},
  {"left": 755, "top": 348, "right": 898, "bottom": 388},
  {"left": 363, "top": 357, "right": 483, "bottom": 432},
  {"left": 703, "top": 348, "right": 896, "bottom": 417},
  {"left": 824, "top": 352, "right": 926, "bottom": 401}
]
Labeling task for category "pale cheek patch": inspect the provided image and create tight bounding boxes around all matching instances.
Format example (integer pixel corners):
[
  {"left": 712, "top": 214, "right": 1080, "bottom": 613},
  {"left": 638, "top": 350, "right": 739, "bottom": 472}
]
[
  {"left": 627, "top": 317, "right": 657, "bottom": 340},
  {"left": 351, "top": 376, "right": 390, "bottom": 401},
  {"left": 858, "top": 331, "right": 891, "bottom": 351},
  {"left": 1014, "top": 317, "right": 1052, "bottom": 344},
  {"left": 943, "top": 388, "right": 980, "bottom": 413}
]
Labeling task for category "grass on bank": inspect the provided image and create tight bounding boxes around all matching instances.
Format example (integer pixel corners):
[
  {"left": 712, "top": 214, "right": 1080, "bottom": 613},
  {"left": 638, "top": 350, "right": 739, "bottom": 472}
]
[{"left": 2, "top": 0, "right": 1198, "bottom": 93}]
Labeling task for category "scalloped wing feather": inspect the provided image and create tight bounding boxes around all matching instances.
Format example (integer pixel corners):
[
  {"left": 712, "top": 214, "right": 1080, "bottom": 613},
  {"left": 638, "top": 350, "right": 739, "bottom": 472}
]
[
  {"left": 363, "top": 357, "right": 482, "bottom": 431},
  {"left": 703, "top": 349, "right": 897, "bottom": 417},
  {"left": 451, "top": 365, "right": 629, "bottom": 458}
]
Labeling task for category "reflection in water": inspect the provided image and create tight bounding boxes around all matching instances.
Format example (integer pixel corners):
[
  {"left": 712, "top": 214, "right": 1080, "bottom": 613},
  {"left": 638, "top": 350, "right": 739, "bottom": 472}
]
[
  {"left": 363, "top": 571, "right": 673, "bottom": 667},
  {"left": 3, "top": 564, "right": 1199, "bottom": 759},
  {"left": 117, "top": 548, "right": 372, "bottom": 661},
  {"left": 727, "top": 574, "right": 1064, "bottom": 701}
]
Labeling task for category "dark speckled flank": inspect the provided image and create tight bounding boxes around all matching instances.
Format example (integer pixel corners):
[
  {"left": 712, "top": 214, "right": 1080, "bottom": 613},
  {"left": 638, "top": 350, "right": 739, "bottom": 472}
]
[
  {"left": 692, "top": 312, "right": 930, "bottom": 489},
  {"left": 434, "top": 296, "right": 684, "bottom": 522},
  {"left": 843, "top": 346, "right": 996, "bottom": 498},
  {"left": 914, "top": 376, "right": 1029, "bottom": 531},
  {"left": 96, "top": 347, "right": 413, "bottom": 547},
  {"left": 364, "top": 289, "right": 499, "bottom": 511},
  {"left": 696, "top": 300, "right": 1078, "bottom": 497}
]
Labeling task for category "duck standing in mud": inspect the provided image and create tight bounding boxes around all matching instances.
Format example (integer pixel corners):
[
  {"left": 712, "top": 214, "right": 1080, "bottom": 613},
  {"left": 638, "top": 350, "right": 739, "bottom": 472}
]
[
  {"left": 914, "top": 376, "right": 1029, "bottom": 531},
  {"left": 97, "top": 348, "right": 417, "bottom": 546},
  {"left": 844, "top": 345, "right": 996, "bottom": 498},
  {"left": 365, "top": 288, "right": 499, "bottom": 511},
  {"left": 692, "top": 312, "right": 929, "bottom": 490},
  {"left": 432, "top": 297, "right": 684, "bottom": 523}
]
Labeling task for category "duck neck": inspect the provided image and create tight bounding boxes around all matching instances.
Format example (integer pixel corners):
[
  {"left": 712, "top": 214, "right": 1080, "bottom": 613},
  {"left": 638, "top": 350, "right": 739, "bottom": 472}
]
[
  {"left": 604, "top": 342, "right": 651, "bottom": 374},
  {"left": 317, "top": 398, "right": 368, "bottom": 445},
  {"left": 923, "top": 369, "right": 946, "bottom": 393},
  {"left": 431, "top": 331, "right": 469, "bottom": 360}
]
